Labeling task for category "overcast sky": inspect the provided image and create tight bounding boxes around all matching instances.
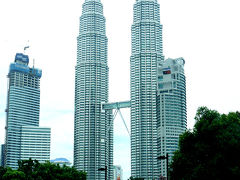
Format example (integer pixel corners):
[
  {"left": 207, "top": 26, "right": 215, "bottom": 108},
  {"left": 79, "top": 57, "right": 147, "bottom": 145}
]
[{"left": 0, "top": 0, "right": 240, "bottom": 179}]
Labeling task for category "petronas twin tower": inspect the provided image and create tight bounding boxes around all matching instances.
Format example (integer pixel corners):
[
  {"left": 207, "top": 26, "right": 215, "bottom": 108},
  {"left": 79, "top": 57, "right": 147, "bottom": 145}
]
[
  {"left": 74, "top": 0, "right": 186, "bottom": 179},
  {"left": 74, "top": 0, "right": 112, "bottom": 179}
]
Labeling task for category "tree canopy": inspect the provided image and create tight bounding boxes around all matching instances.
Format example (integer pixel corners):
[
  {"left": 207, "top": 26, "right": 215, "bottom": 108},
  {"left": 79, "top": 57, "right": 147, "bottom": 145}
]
[
  {"left": 170, "top": 107, "right": 240, "bottom": 180},
  {"left": 0, "top": 159, "right": 86, "bottom": 180}
]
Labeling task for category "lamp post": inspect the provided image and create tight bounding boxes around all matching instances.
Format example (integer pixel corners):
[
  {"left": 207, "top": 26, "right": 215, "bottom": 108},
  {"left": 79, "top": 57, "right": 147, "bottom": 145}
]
[
  {"left": 98, "top": 165, "right": 107, "bottom": 180},
  {"left": 157, "top": 153, "right": 169, "bottom": 180}
]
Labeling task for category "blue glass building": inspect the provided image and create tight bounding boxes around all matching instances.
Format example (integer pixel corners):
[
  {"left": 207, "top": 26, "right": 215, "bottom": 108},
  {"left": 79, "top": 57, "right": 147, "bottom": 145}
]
[{"left": 4, "top": 53, "right": 50, "bottom": 169}]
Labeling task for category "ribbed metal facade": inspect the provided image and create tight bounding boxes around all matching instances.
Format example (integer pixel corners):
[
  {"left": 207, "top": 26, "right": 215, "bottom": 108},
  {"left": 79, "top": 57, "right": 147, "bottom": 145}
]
[
  {"left": 74, "top": 0, "right": 113, "bottom": 179},
  {"left": 157, "top": 58, "right": 187, "bottom": 177},
  {"left": 130, "top": 0, "right": 164, "bottom": 178},
  {"left": 4, "top": 53, "right": 50, "bottom": 169}
]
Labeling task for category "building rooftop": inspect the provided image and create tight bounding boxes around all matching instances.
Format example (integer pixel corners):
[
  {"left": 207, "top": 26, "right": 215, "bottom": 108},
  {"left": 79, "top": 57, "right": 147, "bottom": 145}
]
[{"left": 51, "top": 158, "right": 70, "bottom": 163}]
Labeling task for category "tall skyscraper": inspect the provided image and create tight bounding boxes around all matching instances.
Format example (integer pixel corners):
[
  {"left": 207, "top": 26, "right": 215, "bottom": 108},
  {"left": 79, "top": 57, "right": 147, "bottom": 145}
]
[
  {"left": 130, "top": 0, "right": 164, "bottom": 178},
  {"left": 74, "top": 0, "right": 112, "bottom": 179},
  {"left": 4, "top": 53, "right": 50, "bottom": 169},
  {"left": 157, "top": 58, "right": 187, "bottom": 177}
]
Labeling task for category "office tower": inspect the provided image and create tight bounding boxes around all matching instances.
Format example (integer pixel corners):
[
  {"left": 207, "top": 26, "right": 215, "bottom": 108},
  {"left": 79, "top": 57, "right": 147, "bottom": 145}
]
[
  {"left": 74, "top": 0, "right": 112, "bottom": 179},
  {"left": 130, "top": 0, "right": 164, "bottom": 178},
  {"left": 157, "top": 58, "right": 187, "bottom": 177},
  {"left": 20, "top": 126, "right": 51, "bottom": 163},
  {"left": 4, "top": 53, "right": 50, "bottom": 169},
  {"left": 113, "top": 165, "right": 123, "bottom": 180}
]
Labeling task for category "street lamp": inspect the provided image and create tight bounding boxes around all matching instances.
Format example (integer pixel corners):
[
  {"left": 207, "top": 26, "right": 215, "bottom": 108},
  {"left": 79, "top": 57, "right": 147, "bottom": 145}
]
[
  {"left": 157, "top": 153, "right": 169, "bottom": 180},
  {"left": 98, "top": 165, "right": 107, "bottom": 180}
]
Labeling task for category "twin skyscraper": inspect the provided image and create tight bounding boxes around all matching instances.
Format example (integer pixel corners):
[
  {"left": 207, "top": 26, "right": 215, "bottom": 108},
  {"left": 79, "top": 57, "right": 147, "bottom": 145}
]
[{"left": 74, "top": 0, "right": 186, "bottom": 179}]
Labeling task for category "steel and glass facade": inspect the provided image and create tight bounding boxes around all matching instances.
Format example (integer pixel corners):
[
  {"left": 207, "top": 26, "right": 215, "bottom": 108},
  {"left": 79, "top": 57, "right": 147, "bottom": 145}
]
[
  {"left": 130, "top": 0, "right": 186, "bottom": 179},
  {"left": 130, "top": 0, "right": 164, "bottom": 178},
  {"left": 4, "top": 53, "right": 50, "bottom": 169},
  {"left": 157, "top": 58, "right": 187, "bottom": 177},
  {"left": 20, "top": 126, "right": 50, "bottom": 163},
  {"left": 74, "top": 0, "right": 112, "bottom": 179}
]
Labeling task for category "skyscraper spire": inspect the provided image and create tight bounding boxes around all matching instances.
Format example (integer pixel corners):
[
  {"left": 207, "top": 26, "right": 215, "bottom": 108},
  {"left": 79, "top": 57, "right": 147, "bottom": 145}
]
[{"left": 74, "top": 0, "right": 112, "bottom": 179}]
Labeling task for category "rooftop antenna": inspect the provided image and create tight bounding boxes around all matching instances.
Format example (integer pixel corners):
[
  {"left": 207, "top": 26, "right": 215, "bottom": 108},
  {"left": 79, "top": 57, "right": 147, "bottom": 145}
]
[{"left": 33, "top": 58, "right": 35, "bottom": 69}]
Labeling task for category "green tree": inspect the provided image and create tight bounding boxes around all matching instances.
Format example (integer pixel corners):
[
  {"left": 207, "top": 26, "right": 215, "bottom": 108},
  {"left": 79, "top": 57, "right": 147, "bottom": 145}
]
[
  {"left": 17, "top": 159, "right": 87, "bottom": 180},
  {"left": 0, "top": 166, "right": 7, "bottom": 180},
  {"left": 2, "top": 168, "right": 26, "bottom": 180},
  {"left": 170, "top": 107, "right": 240, "bottom": 180},
  {"left": 1, "top": 159, "right": 87, "bottom": 180},
  {"left": 18, "top": 158, "right": 39, "bottom": 180}
]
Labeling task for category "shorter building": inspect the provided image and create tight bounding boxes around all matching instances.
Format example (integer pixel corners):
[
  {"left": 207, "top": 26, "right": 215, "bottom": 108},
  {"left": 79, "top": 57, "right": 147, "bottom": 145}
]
[
  {"left": 51, "top": 158, "right": 71, "bottom": 167},
  {"left": 20, "top": 126, "right": 51, "bottom": 163},
  {"left": 157, "top": 58, "right": 187, "bottom": 177},
  {"left": 113, "top": 165, "right": 123, "bottom": 180},
  {"left": 0, "top": 144, "right": 5, "bottom": 166}
]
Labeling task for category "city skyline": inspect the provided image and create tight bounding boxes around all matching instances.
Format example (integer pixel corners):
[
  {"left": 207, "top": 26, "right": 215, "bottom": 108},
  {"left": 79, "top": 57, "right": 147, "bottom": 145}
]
[{"left": 0, "top": 0, "right": 240, "bottom": 179}]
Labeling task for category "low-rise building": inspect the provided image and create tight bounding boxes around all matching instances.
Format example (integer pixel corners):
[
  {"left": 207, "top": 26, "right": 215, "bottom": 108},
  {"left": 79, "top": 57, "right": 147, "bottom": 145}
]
[{"left": 51, "top": 158, "right": 71, "bottom": 167}]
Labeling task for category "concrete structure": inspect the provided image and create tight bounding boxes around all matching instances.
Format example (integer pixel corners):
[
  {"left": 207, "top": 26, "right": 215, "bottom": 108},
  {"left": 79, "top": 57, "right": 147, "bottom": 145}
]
[
  {"left": 130, "top": 0, "right": 164, "bottom": 178},
  {"left": 74, "top": 0, "right": 113, "bottom": 179},
  {"left": 113, "top": 165, "right": 123, "bottom": 180},
  {"left": 157, "top": 58, "right": 187, "bottom": 177},
  {"left": 4, "top": 53, "right": 50, "bottom": 169}
]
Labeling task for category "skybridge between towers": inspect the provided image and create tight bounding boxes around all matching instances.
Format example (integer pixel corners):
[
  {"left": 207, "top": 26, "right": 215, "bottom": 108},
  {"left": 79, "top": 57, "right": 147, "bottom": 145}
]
[{"left": 102, "top": 101, "right": 131, "bottom": 136}]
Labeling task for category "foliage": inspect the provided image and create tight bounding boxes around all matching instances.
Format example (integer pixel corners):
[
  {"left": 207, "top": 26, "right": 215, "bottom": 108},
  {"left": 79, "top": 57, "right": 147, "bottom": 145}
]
[
  {"left": 0, "top": 166, "right": 7, "bottom": 180},
  {"left": 0, "top": 159, "right": 86, "bottom": 180},
  {"left": 2, "top": 168, "right": 25, "bottom": 180},
  {"left": 170, "top": 107, "right": 240, "bottom": 180}
]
